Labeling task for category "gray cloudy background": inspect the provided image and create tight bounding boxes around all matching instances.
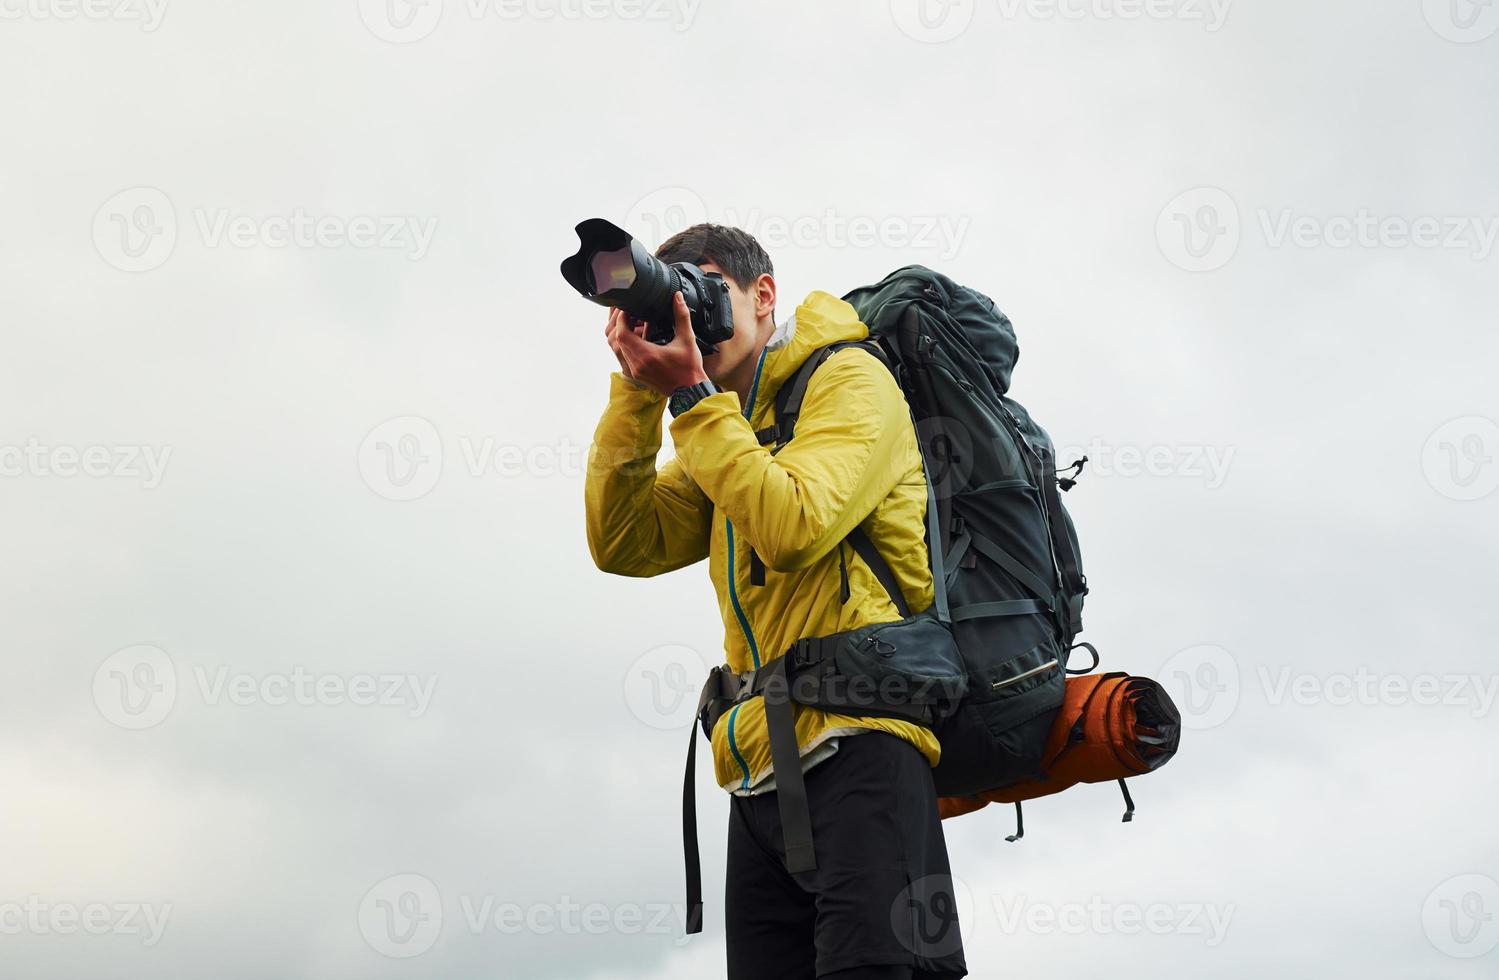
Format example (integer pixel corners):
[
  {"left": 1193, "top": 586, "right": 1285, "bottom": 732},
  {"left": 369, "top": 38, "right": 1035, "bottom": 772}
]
[{"left": 2, "top": 0, "right": 1497, "bottom": 976}]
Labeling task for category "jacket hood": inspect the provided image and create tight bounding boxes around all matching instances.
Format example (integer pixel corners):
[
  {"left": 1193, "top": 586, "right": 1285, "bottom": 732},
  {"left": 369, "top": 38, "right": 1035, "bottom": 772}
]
[{"left": 747, "top": 291, "right": 869, "bottom": 424}]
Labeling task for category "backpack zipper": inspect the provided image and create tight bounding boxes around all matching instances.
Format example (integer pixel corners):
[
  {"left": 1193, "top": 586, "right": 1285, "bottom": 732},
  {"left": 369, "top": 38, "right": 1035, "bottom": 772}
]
[{"left": 991, "top": 657, "right": 1060, "bottom": 691}]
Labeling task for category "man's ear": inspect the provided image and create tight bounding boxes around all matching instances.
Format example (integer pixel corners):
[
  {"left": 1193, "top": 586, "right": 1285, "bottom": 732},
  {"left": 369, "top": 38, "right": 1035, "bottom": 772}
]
[{"left": 753, "top": 273, "right": 777, "bottom": 321}]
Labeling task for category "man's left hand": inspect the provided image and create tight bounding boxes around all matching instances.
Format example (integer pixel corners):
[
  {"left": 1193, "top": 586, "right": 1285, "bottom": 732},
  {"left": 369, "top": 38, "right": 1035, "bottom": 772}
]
[{"left": 608, "top": 291, "right": 710, "bottom": 397}]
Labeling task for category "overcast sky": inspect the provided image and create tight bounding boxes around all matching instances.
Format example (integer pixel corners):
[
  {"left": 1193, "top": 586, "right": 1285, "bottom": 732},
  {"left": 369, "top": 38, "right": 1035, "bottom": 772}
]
[{"left": 2, "top": 0, "right": 1497, "bottom": 977}]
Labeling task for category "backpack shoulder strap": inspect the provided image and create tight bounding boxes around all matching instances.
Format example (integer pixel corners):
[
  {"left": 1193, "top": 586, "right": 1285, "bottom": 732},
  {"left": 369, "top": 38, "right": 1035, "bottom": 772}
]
[
  {"left": 747, "top": 337, "right": 949, "bottom": 625},
  {"left": 748, "top": 339, "right": 885, "bottom": 589},
  {"left": 755, "top": 339, "right": 885, "bottom": 452}
]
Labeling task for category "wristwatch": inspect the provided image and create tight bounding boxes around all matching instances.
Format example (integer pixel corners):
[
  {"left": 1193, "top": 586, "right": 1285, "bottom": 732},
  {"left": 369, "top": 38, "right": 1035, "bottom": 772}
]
[{"left": 668, "top": 379, "right": 721, "bottom": 418}]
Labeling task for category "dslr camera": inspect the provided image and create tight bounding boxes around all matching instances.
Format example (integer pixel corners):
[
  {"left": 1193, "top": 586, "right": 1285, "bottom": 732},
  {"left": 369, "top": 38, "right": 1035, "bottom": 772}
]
[{"left": 561, "top": 218, "right": 734, "bottom": 356}]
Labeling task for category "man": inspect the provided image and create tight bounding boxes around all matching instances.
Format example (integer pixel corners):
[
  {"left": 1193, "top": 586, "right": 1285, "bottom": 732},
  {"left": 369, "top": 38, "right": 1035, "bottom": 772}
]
[{"left": 584, "top": 224, "right": 966, "bottom": 980}]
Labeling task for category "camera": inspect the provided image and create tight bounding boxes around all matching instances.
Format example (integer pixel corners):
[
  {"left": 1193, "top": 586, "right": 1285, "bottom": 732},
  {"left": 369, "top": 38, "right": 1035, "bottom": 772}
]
[{"left": 560, "top": 218, "right": 734, "bottom": 356}]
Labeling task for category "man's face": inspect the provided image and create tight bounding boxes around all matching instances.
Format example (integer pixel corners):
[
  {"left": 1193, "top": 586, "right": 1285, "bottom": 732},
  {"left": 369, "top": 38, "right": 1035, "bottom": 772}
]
[{"left": 698, "top": 262, "right": 772, "bottom": 383}]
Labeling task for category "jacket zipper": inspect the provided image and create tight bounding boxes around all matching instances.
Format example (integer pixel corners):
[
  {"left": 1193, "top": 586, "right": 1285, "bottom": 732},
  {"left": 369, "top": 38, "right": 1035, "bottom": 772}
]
[{"left": 724, "top": 346, "right": 771, "bottom": 789}]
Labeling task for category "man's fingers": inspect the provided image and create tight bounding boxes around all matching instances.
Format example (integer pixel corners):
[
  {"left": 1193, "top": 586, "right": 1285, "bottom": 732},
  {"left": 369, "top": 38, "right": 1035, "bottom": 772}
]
[
  {"left": 606, "top": 308, "right": 650, "bottom": 341},
  {"left": 614, "top": 321, "right": 653, "bottom": 359},
  {"left": 672, "top": 292, "right": 693, "bottom": 347}
]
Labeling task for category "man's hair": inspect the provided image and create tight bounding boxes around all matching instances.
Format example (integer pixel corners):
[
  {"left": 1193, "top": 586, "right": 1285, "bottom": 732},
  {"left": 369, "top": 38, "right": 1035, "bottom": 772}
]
[{"left": 655, "top": 223, "right": 773, "bottom": 290}]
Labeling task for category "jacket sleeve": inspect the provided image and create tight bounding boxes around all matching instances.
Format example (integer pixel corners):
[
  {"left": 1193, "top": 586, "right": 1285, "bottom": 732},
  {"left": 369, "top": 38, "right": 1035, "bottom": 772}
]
[
  {"left": 668, "top": 348, "right": 913, "bottom": 572},
  {"left": 584, "top": 373, "right": 713, "bottom": 576}
]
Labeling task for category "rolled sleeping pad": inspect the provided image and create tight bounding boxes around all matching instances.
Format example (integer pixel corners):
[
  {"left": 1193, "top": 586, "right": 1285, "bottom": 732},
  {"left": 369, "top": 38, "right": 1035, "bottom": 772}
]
[{"left": 938, "top": 672, "right": 1181, "bottom": 820}]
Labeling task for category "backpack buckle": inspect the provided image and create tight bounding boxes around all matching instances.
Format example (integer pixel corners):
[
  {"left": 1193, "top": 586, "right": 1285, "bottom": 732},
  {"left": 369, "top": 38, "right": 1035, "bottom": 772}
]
[{"left": 733, "top": 667, "right": 760, "bottom": 703}]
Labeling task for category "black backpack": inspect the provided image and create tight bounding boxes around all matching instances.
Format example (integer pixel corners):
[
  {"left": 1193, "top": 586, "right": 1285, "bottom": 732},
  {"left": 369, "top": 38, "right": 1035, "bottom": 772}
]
[
  {"left": 684, "top": 266, "right": 1092, "bottom": 933},
  {"left": 840, "top": 266, "right": 1090, "bottom": 797}
]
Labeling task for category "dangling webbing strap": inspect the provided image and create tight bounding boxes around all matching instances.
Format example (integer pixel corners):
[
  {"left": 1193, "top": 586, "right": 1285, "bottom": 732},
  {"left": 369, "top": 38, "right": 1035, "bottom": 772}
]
[
  {"left": 681, "top": 716, "right": 704, "bottom": 935},
  {"left": 682, "top": 666, "right": 741, "bottom": 935},
  {"left": 762, "top": 656, "right": 817, "bottom": 874}
]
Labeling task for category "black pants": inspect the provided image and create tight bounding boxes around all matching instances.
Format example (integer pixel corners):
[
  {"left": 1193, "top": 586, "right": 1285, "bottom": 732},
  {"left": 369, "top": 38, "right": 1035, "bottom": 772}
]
[{"left": 725, "top": 732, "right": 968, "bottom": 980}]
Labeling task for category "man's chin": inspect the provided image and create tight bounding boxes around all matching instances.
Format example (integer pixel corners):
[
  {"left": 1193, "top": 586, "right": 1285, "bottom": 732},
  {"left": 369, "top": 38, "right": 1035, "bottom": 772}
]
[{"left": 702, "top": 350, "right": 724, "bottom": 381}]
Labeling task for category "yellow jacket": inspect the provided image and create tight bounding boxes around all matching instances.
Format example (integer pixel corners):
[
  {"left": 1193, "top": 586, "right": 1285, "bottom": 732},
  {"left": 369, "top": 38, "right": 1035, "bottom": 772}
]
[{"left": 585, "top": 291, "right": 940, "bottom": 791}]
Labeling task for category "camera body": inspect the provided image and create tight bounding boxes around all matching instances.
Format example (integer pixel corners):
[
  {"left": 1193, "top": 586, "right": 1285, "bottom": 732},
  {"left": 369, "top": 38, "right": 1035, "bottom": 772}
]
[{"left": 561, "top": 218, "right": 735, "bottom": 356}]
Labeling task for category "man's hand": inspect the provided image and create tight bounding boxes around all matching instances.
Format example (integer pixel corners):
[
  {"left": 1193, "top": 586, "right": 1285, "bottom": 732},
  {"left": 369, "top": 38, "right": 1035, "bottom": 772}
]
[{"left": 605, "top": 292, "right": 709, "bottom": 398}]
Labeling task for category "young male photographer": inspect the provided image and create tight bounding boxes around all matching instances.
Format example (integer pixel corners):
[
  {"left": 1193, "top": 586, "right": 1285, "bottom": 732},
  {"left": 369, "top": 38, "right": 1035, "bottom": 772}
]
[{"left": 585, "top": 224, "right": 966, "bottom": 980}]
